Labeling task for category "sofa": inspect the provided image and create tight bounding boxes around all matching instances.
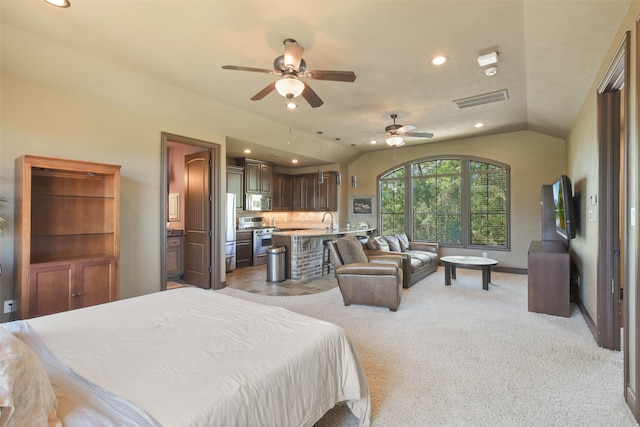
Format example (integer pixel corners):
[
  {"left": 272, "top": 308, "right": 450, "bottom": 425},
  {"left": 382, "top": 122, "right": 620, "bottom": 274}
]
[
  {"left": 328, "top": 235, "right": 403, "bottom": 311},
  {"left": 362, "top": 233, "right": 439, "bottom": 288}
]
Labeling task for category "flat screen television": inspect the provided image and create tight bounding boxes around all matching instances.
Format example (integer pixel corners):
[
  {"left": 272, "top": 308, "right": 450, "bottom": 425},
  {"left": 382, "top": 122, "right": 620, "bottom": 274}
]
[{"left": 552, "top": 175, "right": 576, "bottom": 240}]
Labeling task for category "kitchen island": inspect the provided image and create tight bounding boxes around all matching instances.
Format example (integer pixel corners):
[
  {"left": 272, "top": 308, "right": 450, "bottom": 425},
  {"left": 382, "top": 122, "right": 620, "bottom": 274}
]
[{"left": 272, "top": 228, "right": 375, "bottom": 280}]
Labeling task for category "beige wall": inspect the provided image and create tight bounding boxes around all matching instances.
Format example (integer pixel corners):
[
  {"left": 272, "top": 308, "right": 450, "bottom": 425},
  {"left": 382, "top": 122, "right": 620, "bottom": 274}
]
[
  {"left": 567, "top": 2, "right": 640, "bottom": 395},
  {"left": 346, "top": 130, "right": 566, "bottom": 269},
  {"left": 0, "top": 77, "right": 227, "bottom": 309}
]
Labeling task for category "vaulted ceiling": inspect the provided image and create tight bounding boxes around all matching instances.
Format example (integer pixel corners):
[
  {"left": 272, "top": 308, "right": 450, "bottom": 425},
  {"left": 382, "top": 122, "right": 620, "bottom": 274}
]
[{"left": 1, "top": 1, "right": 630, "bottom": 166}]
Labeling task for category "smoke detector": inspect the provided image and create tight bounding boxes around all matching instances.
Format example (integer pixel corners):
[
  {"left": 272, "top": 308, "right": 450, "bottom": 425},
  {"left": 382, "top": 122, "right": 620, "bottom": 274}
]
[{"left": 484, "top": 66, "right": 498, "bottom": 76}]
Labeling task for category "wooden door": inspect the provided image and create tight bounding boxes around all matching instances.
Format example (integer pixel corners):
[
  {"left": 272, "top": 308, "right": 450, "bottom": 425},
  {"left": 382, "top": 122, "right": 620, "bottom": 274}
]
[{"left": 184, "top": 150, "right": 211, "bottom": 288}]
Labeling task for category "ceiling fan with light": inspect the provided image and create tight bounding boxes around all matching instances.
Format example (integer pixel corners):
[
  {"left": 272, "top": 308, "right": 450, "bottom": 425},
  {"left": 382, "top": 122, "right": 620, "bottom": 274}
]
[
  {"left": 382, "top": 114, "right": 434, "bottom": 147},
  {"left": 222, "top": 39, "right": 356, "bottom": 108}
]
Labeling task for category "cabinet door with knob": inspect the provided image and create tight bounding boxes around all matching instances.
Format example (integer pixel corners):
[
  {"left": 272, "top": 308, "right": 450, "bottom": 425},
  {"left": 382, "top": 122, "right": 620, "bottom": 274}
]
[{"left": 27, "top": 257, "right": 116, "bottom": 318}]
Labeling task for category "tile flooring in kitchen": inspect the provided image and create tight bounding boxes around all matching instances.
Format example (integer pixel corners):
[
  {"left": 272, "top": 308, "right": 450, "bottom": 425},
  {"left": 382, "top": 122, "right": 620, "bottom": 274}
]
[{"left": 168, "top": 264, "right": 337, "bottom": 296}]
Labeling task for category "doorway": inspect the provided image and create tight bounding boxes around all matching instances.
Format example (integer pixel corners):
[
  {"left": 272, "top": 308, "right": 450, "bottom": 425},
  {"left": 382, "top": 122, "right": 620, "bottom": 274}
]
[{"left": 160, "top": 132, "right": 222, "bottom": 290}]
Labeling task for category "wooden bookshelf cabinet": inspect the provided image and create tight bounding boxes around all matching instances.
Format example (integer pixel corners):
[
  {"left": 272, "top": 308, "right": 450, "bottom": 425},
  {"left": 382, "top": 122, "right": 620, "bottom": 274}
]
[{"left": 14, "top": 155, "right": 121, "bottom": 319}]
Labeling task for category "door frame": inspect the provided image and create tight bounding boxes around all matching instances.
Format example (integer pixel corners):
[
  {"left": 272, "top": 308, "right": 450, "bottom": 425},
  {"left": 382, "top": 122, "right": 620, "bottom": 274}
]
[
  {"left": 160, "top": 132, "right": 222, "bottom": 290},
  {"left": 596, "top": 32, "right": 628, "bottom": 351}
]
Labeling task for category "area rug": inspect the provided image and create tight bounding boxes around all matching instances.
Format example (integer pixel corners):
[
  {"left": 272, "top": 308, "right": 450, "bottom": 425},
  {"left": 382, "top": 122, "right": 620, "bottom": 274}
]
[{"left": 217, "top": 268, "right": 638, "bottom": 426}]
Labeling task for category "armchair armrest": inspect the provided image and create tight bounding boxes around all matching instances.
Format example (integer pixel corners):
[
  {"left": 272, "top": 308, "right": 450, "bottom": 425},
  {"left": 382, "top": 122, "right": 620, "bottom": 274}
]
[{"left": 335, "top": 262, "right": 400, "bottom": 276}]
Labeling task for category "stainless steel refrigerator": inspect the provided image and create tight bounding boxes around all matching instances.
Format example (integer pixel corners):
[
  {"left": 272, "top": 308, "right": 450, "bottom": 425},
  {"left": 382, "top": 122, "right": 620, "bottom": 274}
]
[{"left": 225, "top": 193, "right": 236, "bottom": 272}]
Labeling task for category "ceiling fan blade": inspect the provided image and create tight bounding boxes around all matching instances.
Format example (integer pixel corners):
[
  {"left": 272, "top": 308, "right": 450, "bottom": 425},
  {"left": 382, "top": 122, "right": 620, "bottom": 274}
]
[
  {"left": 301, "top": 82, "right": 324, "bottom": 108},
  {"left": 397, "top": 124, "right": 416, "bottom": 133},
  {"left": 403, "top": 131, "right": 435, "bottom": 139},
  {"left": 250, "top": 82, "right": 276, "bottom": 101},
  {"left": 222, "top": 65, "right": 278, "bottom": 74},
  {"left": 283, "top": 39, "right": 304, "bottom": 69},
  {"left": 302, "top": 69, "right": 356, "bottom": 82}
]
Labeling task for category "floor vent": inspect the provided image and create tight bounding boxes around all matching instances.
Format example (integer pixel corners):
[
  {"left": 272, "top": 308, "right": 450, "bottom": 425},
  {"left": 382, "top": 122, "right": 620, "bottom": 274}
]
[{"left": 453, "top": 89, "right": 509, "bottom": 109}]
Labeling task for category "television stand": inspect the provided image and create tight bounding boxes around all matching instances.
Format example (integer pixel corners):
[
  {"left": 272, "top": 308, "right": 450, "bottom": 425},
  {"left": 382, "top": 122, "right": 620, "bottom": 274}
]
[{"left": 527, "top": 240, "right": 570, "bottom": 317}]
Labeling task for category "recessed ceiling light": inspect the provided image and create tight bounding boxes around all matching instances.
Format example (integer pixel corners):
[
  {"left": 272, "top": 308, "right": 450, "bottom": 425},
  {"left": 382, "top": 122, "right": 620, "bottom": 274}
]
[
  {"left": 431, "top": 56, "right": 448, "bottom": 66},
  {"left": 370, "top": 140, "right": 377, "bottom": 144},
  {"left": 243, "top": 149, "right": 252, "bottom": 154},
  {"left": 474, "top": 123, "right": 485, "bottom": 128},
  {"left": 44, "top": 0, "right": 70, "bottom": 7},
  {"left": 291, "top": 159, "right": 299, "bottom": 164}
]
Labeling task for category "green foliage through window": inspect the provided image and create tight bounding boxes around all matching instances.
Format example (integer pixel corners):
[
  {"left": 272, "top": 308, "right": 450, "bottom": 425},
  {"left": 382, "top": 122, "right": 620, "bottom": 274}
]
[{"left": 379, "top": 157, "right": 509, "bottom": 249}]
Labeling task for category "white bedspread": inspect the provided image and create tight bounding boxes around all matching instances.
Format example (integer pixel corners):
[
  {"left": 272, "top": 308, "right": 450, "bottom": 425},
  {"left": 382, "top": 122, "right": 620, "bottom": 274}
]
[{"left": 21, "top": 287, "right": 371, "bottom": 426}]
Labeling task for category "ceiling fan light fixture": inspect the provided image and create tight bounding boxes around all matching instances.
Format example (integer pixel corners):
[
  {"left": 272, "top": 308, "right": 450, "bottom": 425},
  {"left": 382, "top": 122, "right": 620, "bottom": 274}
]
[
  {"left": 275, "top": 76, "right": 305, "bottom": 98},
  {"left": 386, "top": 135, "right": 405, "bottom": 147}
]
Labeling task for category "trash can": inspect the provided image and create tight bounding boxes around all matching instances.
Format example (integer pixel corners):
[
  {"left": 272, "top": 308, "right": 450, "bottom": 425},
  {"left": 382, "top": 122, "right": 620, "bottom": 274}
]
[{"left": 266, "top": 244, "right": 286, "bottom": 283}]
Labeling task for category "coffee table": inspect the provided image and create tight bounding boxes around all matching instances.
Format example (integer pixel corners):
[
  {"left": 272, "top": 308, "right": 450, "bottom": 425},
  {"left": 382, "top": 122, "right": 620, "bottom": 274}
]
[{"left": 440, "top": 256, "right": 498, "bottom": 290}]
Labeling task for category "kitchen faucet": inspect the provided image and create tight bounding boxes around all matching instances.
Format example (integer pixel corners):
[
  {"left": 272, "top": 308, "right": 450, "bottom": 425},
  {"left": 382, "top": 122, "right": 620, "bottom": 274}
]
[{"left": 322, "top": 211, "right": 334, "bottom": 231}]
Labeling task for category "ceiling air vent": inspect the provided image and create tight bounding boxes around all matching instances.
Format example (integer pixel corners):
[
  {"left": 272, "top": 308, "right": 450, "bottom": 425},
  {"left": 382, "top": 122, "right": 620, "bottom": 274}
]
[{"left": 453, "top": 89, "right": 509, "bottom": 109}]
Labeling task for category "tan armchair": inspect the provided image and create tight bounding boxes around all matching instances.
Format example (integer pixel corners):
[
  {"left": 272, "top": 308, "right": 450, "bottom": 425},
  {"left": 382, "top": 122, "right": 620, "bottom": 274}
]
[{"left": 328, "top": 236, "right": 403, "bottom": 312}]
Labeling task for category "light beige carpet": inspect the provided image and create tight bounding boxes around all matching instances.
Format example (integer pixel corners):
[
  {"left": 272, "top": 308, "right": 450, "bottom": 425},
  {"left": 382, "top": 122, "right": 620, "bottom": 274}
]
[{"left": 217, "top": 268, "right": 638, "bottom": 427}]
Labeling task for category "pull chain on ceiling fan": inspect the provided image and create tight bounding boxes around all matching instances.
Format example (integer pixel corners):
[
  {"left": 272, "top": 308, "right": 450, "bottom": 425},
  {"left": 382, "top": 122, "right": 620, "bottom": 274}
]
[{"left": 222, "top": 39, "right": 356, "bottom": 108}]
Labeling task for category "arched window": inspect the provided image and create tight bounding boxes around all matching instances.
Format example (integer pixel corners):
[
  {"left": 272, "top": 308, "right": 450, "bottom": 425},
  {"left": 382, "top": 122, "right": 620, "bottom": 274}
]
[{"left": 378, "top": 156, "right": 510, "bottom": 249}]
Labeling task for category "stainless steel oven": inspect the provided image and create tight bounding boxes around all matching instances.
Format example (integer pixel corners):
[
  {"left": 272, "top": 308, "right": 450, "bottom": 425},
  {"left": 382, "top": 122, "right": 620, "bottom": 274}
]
[{"left": 253, "top": 227, "right": 275, "bottom": 266}]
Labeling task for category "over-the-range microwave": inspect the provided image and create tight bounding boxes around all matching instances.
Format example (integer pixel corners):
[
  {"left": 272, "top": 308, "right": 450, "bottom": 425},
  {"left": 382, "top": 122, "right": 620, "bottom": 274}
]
[{"left": 245, "top": 194, "right": 271, "bottom": 211}]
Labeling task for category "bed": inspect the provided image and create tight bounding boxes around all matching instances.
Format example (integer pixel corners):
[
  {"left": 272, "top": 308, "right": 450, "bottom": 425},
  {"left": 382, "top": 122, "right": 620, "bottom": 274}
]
[{"left": 1, "top": 287, "right": 371, "bottom": 426}]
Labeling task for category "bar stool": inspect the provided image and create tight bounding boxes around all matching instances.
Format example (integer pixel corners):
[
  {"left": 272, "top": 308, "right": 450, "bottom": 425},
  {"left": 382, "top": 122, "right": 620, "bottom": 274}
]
[{"left": 322, "top": 240, "right": 334, "bottom": 276}]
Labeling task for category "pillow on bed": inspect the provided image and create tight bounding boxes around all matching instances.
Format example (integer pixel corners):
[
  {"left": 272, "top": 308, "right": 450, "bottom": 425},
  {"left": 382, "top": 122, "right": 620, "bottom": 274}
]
[{"left": 0, "top": 326, "right": 61, "bottom": 427}]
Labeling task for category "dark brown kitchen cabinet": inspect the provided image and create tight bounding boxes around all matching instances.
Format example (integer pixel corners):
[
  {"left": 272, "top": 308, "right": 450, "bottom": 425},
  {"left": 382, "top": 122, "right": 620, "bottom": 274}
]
[
  {"left": 226, "top": 165, "right": 244, "bottom": 210},
  {"left": 241, "top": 158, "right": 272, "bottom": 195},
  {"left": 272, "top": 173, "right": 292, "bottom": 211},
  {"left": 236, "top": 230, "right": 253, "bottom": 268},
  {"left": 290, "top": 172, "right": 338, "bottom": 211},
  {"left": 292, "top": 176, "right": 307, "bottom": 210},
  {"left": 317, "top": 172, "right": 338, "bottom": 211}
]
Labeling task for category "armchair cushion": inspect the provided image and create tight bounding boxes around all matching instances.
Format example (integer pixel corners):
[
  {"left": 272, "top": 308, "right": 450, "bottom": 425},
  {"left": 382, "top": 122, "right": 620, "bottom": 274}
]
[{"left": 335, "top": 235, "right": 368, "bottom": 264}]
